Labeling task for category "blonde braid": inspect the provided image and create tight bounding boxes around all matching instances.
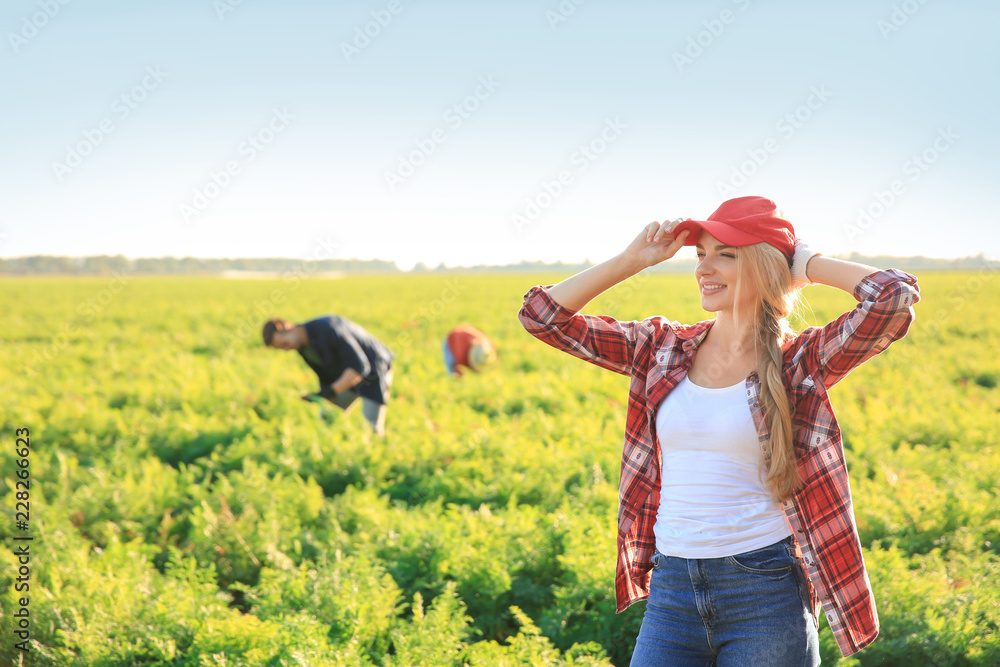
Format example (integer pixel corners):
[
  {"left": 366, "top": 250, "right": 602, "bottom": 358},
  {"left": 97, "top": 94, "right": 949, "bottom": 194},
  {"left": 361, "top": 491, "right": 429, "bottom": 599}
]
[
  {"left": 758, "top": 301, "right": 800, "bottom": 501},
  {"left": 738, "top": 244, "right": 803, "bottom": 502}
]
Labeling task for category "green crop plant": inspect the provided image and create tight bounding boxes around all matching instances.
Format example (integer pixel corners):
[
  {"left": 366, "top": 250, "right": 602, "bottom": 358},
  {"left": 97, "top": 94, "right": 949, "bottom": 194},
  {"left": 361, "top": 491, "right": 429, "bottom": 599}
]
[{"left": 1, "top": 271, "right": 998, "bottom": 665}]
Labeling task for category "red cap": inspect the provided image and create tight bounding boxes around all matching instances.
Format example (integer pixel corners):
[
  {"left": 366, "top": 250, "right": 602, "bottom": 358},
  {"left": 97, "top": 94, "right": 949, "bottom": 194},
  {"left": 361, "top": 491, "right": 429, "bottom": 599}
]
[{"left": 674, "top": 196, "right": 795, "bottom": 260}]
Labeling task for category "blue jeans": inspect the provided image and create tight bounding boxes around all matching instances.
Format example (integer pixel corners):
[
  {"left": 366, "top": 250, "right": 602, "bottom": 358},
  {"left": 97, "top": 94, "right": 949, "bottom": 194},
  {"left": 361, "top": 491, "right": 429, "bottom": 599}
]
[
  {"left": 443, "top": 339, "right": 456, "bottom": 375},
  {"left": 630, "top": 536, "right": 820, "bottom": 666}
]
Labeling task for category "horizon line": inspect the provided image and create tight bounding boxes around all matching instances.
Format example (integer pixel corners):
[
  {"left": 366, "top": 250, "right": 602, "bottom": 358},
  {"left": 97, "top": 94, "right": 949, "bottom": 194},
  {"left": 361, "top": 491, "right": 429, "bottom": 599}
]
[{"left": 1, "top": 250, "right": 997, "bottom": 264}]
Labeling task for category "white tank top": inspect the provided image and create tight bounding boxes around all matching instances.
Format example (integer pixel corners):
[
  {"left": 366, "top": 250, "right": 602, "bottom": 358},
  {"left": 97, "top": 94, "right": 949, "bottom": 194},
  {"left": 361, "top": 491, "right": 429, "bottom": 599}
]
[{"left": 653, "top": 374, "right": 791, "bottom": 558}]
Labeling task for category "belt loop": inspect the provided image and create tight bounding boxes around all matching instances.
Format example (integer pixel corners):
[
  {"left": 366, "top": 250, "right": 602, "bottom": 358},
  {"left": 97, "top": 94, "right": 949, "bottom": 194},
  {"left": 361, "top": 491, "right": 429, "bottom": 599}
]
[
  {"left": 784, "top": 536, "right": 797, "bottom": 559},
  {"left": 651, "top": 552, "right": 660, "bottom": 569}
]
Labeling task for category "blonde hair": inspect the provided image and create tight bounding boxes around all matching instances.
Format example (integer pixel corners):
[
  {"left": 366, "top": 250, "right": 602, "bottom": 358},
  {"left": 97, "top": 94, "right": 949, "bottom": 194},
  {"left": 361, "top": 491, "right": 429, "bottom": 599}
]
[{"left": 734, "top": 243, "right": 802, "bottom": 502}]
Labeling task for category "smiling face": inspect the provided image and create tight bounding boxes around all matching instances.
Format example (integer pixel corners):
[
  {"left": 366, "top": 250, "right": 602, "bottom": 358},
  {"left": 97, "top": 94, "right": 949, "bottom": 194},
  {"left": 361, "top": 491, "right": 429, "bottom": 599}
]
[{"left": 695, "top": 232, "right": 759, "bottom": 315}]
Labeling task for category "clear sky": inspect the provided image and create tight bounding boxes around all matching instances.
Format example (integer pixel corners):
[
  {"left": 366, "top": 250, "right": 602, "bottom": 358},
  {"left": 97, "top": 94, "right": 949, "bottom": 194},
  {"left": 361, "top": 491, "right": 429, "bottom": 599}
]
[{"left": 2, "top": 0, "right": 997, "bottom": 269}]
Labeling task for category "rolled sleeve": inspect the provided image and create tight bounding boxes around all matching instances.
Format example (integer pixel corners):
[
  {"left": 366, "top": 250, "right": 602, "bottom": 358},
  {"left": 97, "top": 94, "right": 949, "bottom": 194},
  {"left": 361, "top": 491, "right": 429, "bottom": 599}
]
[
  {"left": 797, "top": 269, "right": 919, "bottom": 389},
  {"left": 519, "top": 285, "right": 640, "bottom": 376}
]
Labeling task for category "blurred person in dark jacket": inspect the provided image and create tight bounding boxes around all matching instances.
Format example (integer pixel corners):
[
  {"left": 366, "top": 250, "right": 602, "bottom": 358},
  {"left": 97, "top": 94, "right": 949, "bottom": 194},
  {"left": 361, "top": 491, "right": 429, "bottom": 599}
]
[{"left": 264, "top": 315, "right": 393, "bottom": 437}]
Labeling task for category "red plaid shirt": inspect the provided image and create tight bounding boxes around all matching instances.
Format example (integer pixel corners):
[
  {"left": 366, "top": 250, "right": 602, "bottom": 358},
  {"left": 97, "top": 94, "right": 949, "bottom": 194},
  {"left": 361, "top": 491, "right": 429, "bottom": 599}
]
[{"left": 519, "top": 269, "right": 919, "bottom": 657}]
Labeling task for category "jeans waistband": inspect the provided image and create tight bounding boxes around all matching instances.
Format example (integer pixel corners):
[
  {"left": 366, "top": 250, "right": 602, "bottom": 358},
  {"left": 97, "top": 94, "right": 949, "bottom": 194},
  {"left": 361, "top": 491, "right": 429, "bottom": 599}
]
[{"left": 652, "top": 535, "right": 794, "bottom": 568}]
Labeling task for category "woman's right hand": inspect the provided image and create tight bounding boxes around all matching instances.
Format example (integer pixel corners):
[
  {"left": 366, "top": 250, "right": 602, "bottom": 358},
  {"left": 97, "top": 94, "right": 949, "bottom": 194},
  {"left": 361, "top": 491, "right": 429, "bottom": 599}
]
[
  {"left": 623, "top": 219, "right": 691, "bottom": 271},
  {"left": 544, "top": 218, "right": 691, "bottom": 312}
]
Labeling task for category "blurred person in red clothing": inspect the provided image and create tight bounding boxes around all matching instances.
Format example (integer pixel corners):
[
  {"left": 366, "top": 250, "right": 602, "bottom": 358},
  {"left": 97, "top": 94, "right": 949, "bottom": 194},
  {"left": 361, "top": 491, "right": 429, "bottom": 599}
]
[{"left": 443, "top": 325, "right": 496, "bottom": 377}]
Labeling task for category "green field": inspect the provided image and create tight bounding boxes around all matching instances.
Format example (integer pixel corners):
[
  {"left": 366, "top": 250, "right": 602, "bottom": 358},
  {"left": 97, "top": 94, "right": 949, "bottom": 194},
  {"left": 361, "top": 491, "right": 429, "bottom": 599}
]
[{"left": 2, "top": 271, "right": 999, "bottom": 666}]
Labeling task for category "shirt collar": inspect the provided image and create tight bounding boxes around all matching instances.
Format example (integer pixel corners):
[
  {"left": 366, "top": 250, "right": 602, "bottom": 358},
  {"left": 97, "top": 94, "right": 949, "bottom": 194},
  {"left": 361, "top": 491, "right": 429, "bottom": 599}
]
[{"left": 676, "top": 319, "right": 714, "bottom": 353}]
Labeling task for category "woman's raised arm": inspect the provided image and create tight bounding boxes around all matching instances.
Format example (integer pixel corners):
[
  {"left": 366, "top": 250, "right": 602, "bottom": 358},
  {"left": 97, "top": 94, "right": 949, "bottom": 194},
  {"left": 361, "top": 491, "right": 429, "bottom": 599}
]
[
  {"left": 800, "top": 252, "right": 881, "bottom": 294},
  {"left": 548, "top": 220, "right": 690, "bottom": 312}
]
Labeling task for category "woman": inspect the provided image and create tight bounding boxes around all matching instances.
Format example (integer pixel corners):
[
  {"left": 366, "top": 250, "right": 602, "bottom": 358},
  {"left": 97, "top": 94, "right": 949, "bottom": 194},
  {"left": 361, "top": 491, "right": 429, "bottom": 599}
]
[{"left": 518, "top": 196, "right": 919, "bottom": 665}]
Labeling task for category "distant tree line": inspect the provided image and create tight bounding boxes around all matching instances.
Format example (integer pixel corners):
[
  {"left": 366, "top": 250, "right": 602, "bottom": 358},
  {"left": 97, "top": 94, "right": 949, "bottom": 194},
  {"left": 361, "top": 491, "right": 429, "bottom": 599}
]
[{"left": 0, "top": 253, "right": 996, "bottom": 275}]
